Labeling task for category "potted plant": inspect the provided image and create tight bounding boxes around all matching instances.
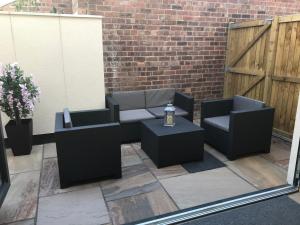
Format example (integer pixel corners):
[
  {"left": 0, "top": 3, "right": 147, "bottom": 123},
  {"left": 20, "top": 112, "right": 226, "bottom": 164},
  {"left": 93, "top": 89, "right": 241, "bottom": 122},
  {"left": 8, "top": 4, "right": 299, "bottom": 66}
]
[{"left": 0, "top": 63, "right": 40, "bottom": 156}]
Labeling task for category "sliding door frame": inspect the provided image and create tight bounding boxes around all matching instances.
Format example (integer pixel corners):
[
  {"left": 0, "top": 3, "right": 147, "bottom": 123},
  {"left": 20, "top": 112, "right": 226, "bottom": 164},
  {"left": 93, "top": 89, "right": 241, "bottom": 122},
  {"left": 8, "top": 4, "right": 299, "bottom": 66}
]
[
  {"left": 287, "top": 92, "right": 300, "bottom": 186},
  {"left": 0, "top": 114, "right": 10, "bottom": 207}
]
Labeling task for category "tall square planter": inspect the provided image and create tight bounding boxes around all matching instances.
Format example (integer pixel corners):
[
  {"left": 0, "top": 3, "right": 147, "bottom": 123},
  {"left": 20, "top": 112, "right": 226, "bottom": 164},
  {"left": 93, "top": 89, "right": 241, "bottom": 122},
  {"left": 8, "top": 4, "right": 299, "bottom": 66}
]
[{"left": 5, "top": 119, "right": 33, "bottom": 156}]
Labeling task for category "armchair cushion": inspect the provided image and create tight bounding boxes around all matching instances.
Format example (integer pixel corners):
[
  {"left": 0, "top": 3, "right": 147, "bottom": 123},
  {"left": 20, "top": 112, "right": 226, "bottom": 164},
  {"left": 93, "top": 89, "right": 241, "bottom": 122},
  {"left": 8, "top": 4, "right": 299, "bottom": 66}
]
[
  {"left": 233, "top": 96, "right": 265, "bottom": 111},
  {"left": 147, "top": 106, "right": 188, "bottom": 118},
  {"left": 112, "top": 90, "right": 146, "bottom": 110},
  {"left": 120, "top": 109, "right": 155, "bottom": 123},
  {"left": 63, "top": 108, "right": 73, "bottom": 128},
  {"left": 204, "top": 115, "right": 230, "bottom": 132},
  {"left": 145, "top": 88, "right": 175, "bottom": 108}
]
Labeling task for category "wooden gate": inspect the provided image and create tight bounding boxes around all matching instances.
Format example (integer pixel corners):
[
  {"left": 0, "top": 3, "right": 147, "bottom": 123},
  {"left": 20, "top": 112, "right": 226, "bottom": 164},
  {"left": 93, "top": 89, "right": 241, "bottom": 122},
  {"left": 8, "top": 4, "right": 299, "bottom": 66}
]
[{"left": 224, "top": 15, "right": 300, "bottom": 138}]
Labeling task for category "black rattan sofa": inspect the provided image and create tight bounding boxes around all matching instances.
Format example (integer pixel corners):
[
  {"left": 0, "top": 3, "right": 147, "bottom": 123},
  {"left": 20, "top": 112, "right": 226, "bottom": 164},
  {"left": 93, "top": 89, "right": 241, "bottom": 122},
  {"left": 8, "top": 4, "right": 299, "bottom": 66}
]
[
  {"left": 201, "top": 96, "right": 275, "bottom": 160},
  {"left": 106, "top": 88, "right": 194, "bottom": 143},
  {"left": 55, "top": 108, "right": 121, "bottom": 188}
]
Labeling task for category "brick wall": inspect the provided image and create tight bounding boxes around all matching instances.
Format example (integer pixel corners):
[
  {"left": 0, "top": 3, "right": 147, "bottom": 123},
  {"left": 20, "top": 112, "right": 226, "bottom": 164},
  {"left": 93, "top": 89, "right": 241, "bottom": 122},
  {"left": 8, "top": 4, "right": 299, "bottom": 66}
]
[
  {"left": 78, "top": 0, "right": 300, "bottom": 112},
  {"left": 2, "top": 0, "right": 300, "bottom": 113}
]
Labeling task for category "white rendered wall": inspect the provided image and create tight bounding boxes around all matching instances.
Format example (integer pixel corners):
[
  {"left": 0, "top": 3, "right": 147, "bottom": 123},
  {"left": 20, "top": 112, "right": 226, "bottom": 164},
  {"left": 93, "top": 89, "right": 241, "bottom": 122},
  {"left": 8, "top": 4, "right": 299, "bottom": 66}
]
[{"left": 0, "top": 12, "right": 105, "bottom": 135}]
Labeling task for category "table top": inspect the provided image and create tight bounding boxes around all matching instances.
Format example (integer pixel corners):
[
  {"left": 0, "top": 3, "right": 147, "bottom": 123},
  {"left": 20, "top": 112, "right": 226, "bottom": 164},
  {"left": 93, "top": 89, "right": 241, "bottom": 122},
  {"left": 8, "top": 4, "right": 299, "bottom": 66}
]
[{"left": 141, "top": 117, "right": 204, "bottom": 136}]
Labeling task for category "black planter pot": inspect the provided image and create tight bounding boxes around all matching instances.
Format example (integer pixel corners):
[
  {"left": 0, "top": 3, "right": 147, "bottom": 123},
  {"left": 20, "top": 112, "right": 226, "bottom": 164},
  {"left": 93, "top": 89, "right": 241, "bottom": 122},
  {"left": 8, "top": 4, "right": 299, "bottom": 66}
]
[{"left": 5, "top": 119, "right": 33, "bottom": 156}]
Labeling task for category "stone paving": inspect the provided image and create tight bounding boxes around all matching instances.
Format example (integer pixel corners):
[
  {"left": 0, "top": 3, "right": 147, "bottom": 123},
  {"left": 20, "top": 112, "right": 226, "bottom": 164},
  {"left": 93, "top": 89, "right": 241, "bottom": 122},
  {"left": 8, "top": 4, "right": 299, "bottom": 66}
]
[{"left": 0, "top": 137, "right": 290, "bottom": 225}]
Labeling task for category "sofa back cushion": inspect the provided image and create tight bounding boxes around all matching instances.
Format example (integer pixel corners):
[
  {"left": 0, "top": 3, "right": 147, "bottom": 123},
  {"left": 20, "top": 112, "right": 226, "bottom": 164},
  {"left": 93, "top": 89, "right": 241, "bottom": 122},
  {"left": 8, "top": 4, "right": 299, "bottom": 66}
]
[
  {"left": 233, "top": 95, "right": 265, "bottom": 111},
  {"left": 145, "top": 88, "right": 175, "bottom": 108},
  {"left": 112, "top": 90, "right": 146, "bottom": 110}
]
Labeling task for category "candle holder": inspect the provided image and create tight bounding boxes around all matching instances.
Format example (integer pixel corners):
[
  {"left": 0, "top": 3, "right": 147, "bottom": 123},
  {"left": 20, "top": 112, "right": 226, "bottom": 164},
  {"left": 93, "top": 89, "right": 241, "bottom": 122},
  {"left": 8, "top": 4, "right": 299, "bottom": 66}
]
[{"left": 164, "top": 103, "right": 175, "bottom": 127}]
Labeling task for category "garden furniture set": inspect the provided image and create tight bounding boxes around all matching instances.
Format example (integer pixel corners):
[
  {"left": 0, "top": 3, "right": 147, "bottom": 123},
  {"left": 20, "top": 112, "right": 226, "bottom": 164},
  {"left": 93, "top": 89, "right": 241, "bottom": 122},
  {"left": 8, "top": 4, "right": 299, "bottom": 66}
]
[{"left": 55, "top": 89, "right": 274, "bottom": 188}]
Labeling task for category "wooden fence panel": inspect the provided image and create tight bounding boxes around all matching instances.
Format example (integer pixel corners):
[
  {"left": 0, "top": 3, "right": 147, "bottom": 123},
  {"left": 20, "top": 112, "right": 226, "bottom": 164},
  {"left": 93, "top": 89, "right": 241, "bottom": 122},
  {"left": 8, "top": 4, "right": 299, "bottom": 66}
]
[
  {"left": 224, "top": 14, "right": 300, "bottom": 138},
  {"left": 224, "top": 20, "right": 270, "bottom": 100}
]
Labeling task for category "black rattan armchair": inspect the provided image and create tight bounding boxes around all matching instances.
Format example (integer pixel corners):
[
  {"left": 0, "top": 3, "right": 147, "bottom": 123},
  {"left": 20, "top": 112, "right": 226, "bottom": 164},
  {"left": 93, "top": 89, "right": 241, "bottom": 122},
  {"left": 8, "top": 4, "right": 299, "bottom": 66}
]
[
  {"left": 55, "top": 108, "right": 121, "bottom": 188},
  {"left": 201, "top": 96, "right": 275, "bottom": 160}
]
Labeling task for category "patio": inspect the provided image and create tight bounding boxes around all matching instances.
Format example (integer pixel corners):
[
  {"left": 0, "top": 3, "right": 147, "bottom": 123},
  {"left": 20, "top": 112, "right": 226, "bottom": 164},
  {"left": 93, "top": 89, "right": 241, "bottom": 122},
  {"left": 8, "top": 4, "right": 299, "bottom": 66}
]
[
  {"left": 0, "top": 133, "right": 290, "bottom": 225},
  {"left": 0, "top": 4, "right": 300, "bottom": 225}
]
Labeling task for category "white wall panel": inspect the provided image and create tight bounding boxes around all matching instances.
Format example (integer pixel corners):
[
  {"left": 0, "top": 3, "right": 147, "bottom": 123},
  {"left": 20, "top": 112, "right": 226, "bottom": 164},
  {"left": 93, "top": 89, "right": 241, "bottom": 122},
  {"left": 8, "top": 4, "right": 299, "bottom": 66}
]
[
  {"left": 0, "top": 14, "right": 15, "bottom": 63},
  {"left": 11, "top": 15, "right": 66, "bottom": 135},
  {"left": 60, "top": 17, "right": 105, "bottom": 110},
  {"left": 0, "top": 14, "right": 16, "bottom": 135},
  {"left": 0, "top": 12, "right": 105, "bottom": 135}
]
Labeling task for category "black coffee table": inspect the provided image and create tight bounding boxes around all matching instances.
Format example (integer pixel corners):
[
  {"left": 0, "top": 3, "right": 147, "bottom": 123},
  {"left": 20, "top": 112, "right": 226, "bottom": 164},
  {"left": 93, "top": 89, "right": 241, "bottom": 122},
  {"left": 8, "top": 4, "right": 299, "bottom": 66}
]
[{"left": 141, "top": 117, "right": 204, "bottom": 168}]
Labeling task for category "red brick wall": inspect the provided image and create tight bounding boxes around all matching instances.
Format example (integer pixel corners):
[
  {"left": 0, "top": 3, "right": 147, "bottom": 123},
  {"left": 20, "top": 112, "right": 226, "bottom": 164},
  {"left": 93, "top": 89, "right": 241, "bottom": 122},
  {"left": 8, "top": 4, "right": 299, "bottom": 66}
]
[
  {"left": 79, "top": 0, "right": 300, "bottom": 112},
  {"left": 3, "top": 0, "right": 300, "bottom": 113}
]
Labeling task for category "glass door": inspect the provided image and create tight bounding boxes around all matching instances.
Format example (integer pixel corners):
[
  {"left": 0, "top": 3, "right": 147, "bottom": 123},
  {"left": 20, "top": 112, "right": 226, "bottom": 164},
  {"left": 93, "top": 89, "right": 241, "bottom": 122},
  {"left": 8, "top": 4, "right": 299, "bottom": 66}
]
[{"left": 0, "top": 114, "right": 10, "bottom": 207}]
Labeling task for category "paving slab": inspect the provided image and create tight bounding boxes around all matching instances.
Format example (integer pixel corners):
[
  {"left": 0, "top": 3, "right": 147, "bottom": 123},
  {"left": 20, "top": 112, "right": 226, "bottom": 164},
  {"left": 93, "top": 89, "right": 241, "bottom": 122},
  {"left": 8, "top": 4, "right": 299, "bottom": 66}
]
[
  {"left": 131, "top": 143, "right": 149, "bottom": 160},
  {"left": 101, "top": 164, "right": 157, "bottom": 201},
  {"left": 143, "top": 158, "right": 188, "bottom": 180},
  {"left": 160, "top": 167, "right": 256, "bottom": 209},
  {"left": 204, "top": 144, "right": 228, "bottom": 162},
  {"left": 121, "top": 144, "right": 142, "bottom": 167},
  {"left": 37, "top": 187, "right": 110, "bottom": 225},
  {"left": 107, "top": 185, "right": 177, "bottom": 225},
  {"left": 271, "top": 137, "right": 291, "bottom": 152},
  {"left": 40, "top": 158, "right": 101, "bottom": 197},
  {"left": 262, "top": 142, "right": 290, "bottom": 163},
  {"left": 6, "top": 219, "right": 35, "bottom": 225},
  {"left": 226, "top": 155, "right": 287, "bottom": 189},
  {"left": 0, "top": 171, "right": 40, "bottom": 224},
  {"left": 43, "top": 143, "right": 57, "bottom": 159},
  {"left": 7, "top": 145, "right": 43, "bottom": 174}
]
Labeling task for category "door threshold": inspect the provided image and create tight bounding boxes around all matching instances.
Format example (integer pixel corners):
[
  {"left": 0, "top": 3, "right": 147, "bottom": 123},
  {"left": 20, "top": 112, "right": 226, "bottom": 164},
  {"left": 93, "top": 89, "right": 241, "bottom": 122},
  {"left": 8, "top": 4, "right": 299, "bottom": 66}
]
[{"left": 130, "top": 185, "right": 298, "bottom": 225}]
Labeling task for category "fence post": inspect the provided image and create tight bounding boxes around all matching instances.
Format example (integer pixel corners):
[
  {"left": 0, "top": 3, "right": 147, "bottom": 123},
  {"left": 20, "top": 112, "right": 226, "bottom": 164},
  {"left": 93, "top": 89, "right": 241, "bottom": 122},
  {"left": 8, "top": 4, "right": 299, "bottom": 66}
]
[
  {"left": 223, "top": 23, "right": 233, "bottom": 98},
  {"left": 263, "top": 16, "right": 279, "bottom": 105}
]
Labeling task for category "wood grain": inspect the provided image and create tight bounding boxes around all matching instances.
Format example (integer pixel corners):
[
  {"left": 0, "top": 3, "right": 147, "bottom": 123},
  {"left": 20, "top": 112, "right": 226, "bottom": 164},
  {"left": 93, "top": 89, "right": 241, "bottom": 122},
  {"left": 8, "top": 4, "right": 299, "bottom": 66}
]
[{"left": 224, "top": 15, "right": 300, "bottom": 137}]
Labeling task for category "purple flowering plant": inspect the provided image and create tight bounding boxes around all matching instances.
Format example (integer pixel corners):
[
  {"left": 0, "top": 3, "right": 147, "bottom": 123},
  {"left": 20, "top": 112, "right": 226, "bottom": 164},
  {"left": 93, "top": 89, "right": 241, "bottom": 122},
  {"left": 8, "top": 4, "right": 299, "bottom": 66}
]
[{"left": 0, "top": 63, "right": 40, "bottom": 124}]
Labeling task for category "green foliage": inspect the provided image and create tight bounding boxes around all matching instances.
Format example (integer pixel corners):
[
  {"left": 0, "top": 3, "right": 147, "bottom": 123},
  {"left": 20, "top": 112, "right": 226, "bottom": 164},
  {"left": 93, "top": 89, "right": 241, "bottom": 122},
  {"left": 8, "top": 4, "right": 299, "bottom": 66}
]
[
  {"left": 14, "top": 0, "right": 38, "bottom": 12},
  {"left": 50, "top": 6, "right": 57, "bottom": 13}
]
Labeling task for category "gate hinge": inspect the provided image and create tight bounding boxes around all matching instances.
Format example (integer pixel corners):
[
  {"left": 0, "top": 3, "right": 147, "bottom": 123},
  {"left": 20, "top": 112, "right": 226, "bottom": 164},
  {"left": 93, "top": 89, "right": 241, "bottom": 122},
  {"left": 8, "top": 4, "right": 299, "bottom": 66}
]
[
  {"left": 228, "top": 22, "right": 236, "bottom": 30},
  {"left": 225, "top": 66, "right": 231, "bottom": 73},
  {"left": 265, "top": 18, "right": 273, "bottom": 24}
]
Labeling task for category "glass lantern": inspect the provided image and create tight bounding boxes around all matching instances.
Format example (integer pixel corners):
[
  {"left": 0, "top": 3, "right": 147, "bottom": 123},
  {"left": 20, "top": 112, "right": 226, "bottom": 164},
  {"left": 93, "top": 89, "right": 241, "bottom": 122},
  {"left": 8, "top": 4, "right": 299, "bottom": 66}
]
[{"left": 164, "top": 103, "right": 176, "bottom": 127}]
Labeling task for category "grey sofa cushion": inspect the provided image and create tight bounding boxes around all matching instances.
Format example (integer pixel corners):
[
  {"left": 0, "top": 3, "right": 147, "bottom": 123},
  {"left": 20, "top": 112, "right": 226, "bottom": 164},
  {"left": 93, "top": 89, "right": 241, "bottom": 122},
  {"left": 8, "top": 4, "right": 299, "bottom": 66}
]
[
  {"left": 147, "top": 106, "right": 188, "bottom": 118},
  {"left": 112, "top": 91, "right": 146, "bottom": 110},
  {"left": 233, "top": 96, "right": 265, "bottom": 111},
  {"left": 145, "top": 88, "right": 175, "bottom": 108},
  {"left": 204, "top": 115, "right": 230, "bottom": 132},
  {"left": 63, "top": 108, "right": 73, "bottom": 128},
  {"left": 120, "top": 109, "right": 155, "bottom": 123}
]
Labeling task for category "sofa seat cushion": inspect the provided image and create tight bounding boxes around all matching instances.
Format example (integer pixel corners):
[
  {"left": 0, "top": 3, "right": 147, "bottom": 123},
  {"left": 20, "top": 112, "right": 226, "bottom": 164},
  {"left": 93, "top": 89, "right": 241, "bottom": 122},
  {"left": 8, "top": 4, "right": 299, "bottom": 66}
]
[
  {"left": 120, "top": 109, "right": 155, "bottom": 123},
  {"left": 112, "top": 90, "right": 146, "bottom": 111},
  {"left": 145, "top": 88, "right": 175, "bottom": 108},
  {"left": 204, "top": 115, "right": 230, "bottom": 132},
  {"left": 233, "top": 96, "right": 265, "bottom": 111},
  {"left": 147, "top": 106, "right": 188, "bottom": 118}
]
